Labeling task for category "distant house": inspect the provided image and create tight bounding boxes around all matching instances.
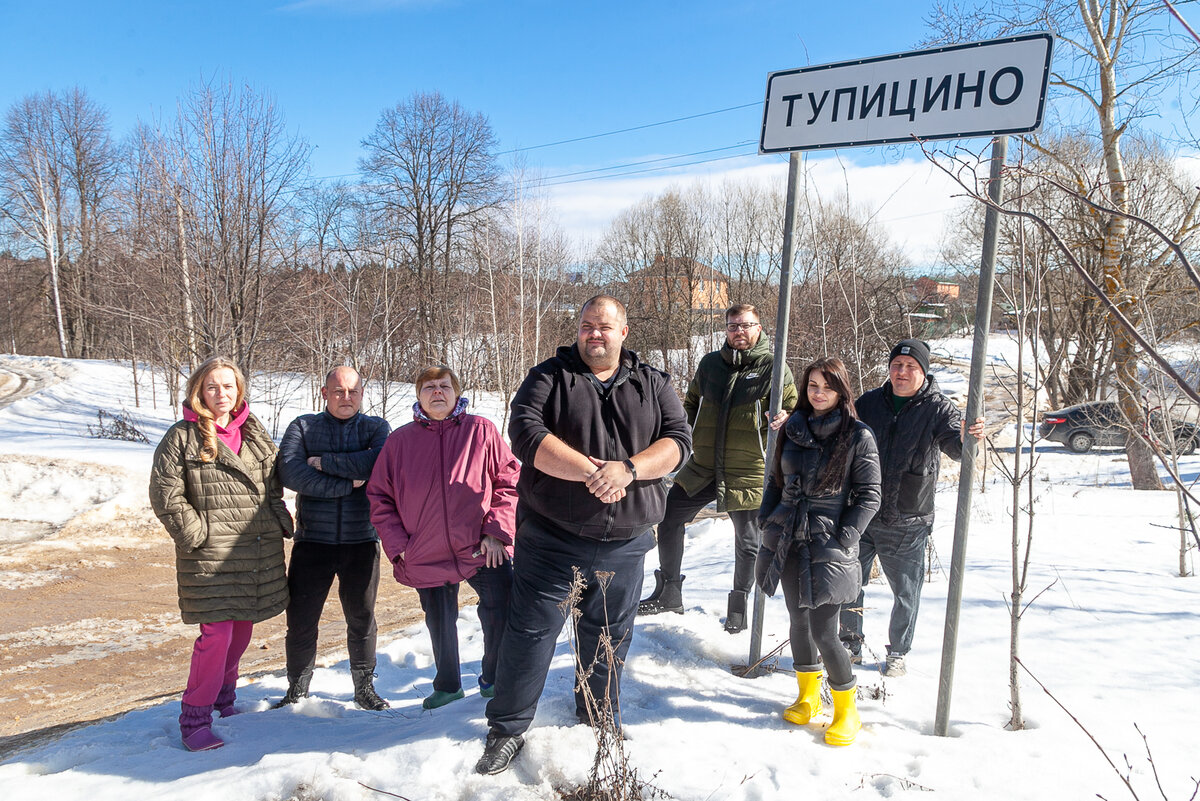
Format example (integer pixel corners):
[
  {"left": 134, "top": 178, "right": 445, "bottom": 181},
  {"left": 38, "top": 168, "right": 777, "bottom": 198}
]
[
  {"left": 624, "top": 255, "right": 731, "bottom": 321},
  {"left": 913, "top": 276, "right": 960, "bottom": 300},
  {"left": 908, "top": 277, "right": 963, "bottom": 336}
]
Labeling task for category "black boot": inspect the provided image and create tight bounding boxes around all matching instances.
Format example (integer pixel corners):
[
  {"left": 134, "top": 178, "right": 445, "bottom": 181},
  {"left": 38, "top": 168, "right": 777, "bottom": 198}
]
[
  {"left": 272, "top": 667, "right": 313, "bottom": 709},
  {"left": 724, "top": 590, "right": 748, "bottom": 634},
  {"left": 351, "top": 667, "right": 390, "bottom": 710},
  {"left": 638, "top": 569, "right": 666, "bottom": 608},
  {"left": 638, "top": 571, "right": 684, "bottom": 615}
]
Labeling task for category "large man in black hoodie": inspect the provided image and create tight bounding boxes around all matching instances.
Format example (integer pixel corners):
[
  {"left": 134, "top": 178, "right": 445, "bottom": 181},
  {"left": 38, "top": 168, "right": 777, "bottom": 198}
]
[
  {"left": 840, "top": 340, "right": 983, "bottom": 677},
  {"left": 476, "top": 295, "right": 691, "bottom": 776}
]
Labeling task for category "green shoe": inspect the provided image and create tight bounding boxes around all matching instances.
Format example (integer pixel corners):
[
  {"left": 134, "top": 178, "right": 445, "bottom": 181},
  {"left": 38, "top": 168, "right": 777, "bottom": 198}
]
[
  {"left": 478, "top": 679, "right": 495, "bottom": 698},
  {"left": 422, "top": 688, "right": 465, "bottom": 709}
]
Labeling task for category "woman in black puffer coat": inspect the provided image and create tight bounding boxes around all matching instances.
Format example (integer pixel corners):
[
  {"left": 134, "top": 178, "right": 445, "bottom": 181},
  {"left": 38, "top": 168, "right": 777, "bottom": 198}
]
[{"left": 756, "top": 357, "right": 880, "bottom": 746}]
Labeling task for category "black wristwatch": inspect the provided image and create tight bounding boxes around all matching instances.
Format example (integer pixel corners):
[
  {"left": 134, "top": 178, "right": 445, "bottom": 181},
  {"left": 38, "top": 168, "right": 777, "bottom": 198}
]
[{"left": 623, "top": 458, "right": 638, "bottom": 481}]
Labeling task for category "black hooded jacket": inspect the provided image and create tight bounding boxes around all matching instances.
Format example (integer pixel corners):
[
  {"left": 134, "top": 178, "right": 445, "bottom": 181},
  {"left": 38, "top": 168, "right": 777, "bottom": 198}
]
[
  {"left": 756, "top": 413, "right": 881, "bottom": 606},
  {"left": 508, "top": 344, "right": 692, "bottom": 541},
  {"left": 855, "top": 374, "right": 964, "bottom": 527}
]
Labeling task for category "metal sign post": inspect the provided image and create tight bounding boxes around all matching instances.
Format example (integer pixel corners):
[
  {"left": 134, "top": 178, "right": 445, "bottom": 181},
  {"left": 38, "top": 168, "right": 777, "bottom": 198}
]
[
  {"left": 746, "top": 150, "right": 801, "bottom": 674},
  {"left": 934, "top": 135, "right": 1007, "bottom": 736}
]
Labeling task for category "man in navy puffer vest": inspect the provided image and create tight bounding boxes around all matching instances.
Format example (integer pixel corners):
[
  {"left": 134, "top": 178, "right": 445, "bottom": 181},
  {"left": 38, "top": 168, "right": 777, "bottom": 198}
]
[{"left": 275, "top": 366, "right": 391, "bottom": 709}]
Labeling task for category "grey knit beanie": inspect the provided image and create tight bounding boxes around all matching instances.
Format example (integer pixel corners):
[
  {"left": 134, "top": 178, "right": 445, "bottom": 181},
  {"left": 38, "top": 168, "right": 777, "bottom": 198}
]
[{"left": 889, "top": 339, "right": 930, "bottom": 375}]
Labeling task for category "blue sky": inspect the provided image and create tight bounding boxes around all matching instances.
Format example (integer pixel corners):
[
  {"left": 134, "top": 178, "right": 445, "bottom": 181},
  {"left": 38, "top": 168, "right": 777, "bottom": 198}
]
[
  {"left": 0, "top": 0, "right": 1002, "bottom": 256},
  {"left": 0, "top": 1, "right": 955, "bottom": 172}
]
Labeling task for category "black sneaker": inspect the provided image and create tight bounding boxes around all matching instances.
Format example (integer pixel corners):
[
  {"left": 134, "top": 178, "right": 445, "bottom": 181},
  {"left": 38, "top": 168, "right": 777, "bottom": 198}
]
[{"left": 475, "top": 733, "right": 524, "bottom": 775}]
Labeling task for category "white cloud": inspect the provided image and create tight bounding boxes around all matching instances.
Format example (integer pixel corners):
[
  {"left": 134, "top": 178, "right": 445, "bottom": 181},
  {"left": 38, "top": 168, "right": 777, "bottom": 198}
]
[{"left": 545, "top": 152, "right": 967, "bottom": 266}]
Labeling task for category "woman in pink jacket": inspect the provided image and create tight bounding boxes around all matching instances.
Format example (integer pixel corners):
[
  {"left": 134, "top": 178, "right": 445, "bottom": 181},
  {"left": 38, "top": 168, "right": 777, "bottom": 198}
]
[{"left": 368, "top": 365, "right": 520, "bottom": 710}]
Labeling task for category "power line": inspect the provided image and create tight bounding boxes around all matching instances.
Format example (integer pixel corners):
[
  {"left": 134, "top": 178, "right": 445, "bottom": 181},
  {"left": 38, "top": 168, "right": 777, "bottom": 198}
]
[
  {"left": 495, "top": 102, "right": 759, "bottom": 155},
  {"left": 542, "top": 141, "right": 757, "bottom": 181},
  {"left": 542, "top": 148, "right": 764, "bottom": 187},
  {"left": 305, "top": 101, "right": 765, "bottom": 183}
]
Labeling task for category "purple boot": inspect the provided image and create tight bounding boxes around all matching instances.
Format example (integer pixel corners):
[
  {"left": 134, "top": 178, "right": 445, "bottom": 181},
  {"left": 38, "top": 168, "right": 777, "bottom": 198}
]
[
  {"left": 215, "top": 683, "right": 241, "bottom": 718},
  {"left": 180, "top": 702, "right": 224, "bottom": 752}
]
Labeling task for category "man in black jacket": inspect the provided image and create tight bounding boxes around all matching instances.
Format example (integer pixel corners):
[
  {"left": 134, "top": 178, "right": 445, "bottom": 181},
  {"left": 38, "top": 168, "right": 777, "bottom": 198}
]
[
  {"left": 476, "top": 295, "right": 692, "bottom": 776},
  {"left": 275, "top": 366, "right": 391, "bottom": 709},
  {"left": 840, "top": 340, "right": 983, "bottom": 677}
]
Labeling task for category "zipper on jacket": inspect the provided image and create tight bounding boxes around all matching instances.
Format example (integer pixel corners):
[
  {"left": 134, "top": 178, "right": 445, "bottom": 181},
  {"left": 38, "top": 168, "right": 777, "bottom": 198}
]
[
  {"left": 755, "top": 398, "right": 766, "bottom": 458},
  {"left": 436, "top": 424, "right": 462, "bottom": 579},
  {"left": 335, "top": 417, "right": 346, "bottom": 545}
]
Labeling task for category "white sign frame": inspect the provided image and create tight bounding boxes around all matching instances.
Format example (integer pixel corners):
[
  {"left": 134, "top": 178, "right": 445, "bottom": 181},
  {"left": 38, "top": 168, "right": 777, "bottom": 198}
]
[{"left": 759, "top": 33, "right": 1053, "bottom": 153}]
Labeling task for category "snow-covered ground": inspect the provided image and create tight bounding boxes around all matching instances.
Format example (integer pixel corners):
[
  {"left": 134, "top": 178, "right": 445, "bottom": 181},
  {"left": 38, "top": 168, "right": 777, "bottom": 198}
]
[{"left": 1, "top": 343, "right": 1198, "bottom": 800}]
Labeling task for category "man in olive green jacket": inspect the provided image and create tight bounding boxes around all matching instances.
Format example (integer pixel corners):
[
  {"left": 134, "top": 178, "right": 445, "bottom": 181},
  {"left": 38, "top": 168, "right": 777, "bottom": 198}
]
[{"left": 639, "top": 304, "right": 796, "bottom": 632}]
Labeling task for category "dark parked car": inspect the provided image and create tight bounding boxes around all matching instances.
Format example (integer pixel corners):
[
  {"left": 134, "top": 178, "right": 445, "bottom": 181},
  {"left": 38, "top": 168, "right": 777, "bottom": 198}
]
[{"left": 1039, "top": 401, "right": 1198, "bottom": 455}]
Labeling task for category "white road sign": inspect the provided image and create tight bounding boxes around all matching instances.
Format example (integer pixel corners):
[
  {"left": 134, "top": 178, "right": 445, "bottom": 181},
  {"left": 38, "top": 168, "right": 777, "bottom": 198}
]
[{"left": 760, "top": 33, "right": 1053, "bottom": 153}]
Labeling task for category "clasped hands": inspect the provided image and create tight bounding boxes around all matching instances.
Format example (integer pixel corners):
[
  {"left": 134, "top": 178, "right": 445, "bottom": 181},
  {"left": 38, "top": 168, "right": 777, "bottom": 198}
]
[{"left": 583, "top": 455, "right": 633, "bottom": 504}]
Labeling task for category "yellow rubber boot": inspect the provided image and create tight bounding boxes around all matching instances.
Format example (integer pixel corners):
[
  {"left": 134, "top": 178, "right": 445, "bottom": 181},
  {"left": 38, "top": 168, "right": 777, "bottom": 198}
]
[
  {"left": 782, "top": 670, "right": 823, "bottom": 725},
  {"left": 825, "top": 687, "right": 861, "bottom": 746}
]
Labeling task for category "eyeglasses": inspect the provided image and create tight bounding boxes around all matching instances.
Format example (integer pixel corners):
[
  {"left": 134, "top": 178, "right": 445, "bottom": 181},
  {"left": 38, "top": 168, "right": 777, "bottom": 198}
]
[{"left": 726, "top": 322, "right": 760, "bottom": 332}]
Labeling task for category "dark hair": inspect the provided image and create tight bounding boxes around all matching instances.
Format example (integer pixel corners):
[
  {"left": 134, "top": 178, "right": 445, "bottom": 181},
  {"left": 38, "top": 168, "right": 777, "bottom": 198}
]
[
  {"left": 725, "top": 303, "right": 759, "bottom": 321},
  {"left": 772, "top": 357, "right": 859, "bottom": 492}
]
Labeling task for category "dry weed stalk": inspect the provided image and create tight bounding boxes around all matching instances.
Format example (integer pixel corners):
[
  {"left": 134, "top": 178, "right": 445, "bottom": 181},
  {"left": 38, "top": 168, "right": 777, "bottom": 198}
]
[
  {"left": 1016, "top": 657, "right": 1200, "bottom": 800},
  {"left": 557, "top": 567, "right": 668, "bottom": 801}
]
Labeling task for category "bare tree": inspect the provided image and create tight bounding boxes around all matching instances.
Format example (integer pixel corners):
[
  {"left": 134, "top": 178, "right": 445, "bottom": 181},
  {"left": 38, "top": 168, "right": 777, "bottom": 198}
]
[
  {"left": 166, "top": 77, "right": 311, "bottom": 374},
  {"left": 708, "top": 177, "right": 786, "bottom": 322},
  {"left": 359, "top": 91, "right": 502, "bottom": 371},
  {"left": 793, "top": 195, "right": 913, "bottom": 394},
  {"left": 595, "top": 186, "right": 711, "bottom": 381},
  {"left": 927, "top": 0, "right": 1200, "bottom": 489},
  {"left": 0, "top": 88, "right": 117, "bottom": 358}
]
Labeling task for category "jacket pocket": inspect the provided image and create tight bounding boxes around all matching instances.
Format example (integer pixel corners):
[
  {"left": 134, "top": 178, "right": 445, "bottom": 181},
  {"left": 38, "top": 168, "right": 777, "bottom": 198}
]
[{"left": 896, "top": 470, "right": 935, "bottom": 516}]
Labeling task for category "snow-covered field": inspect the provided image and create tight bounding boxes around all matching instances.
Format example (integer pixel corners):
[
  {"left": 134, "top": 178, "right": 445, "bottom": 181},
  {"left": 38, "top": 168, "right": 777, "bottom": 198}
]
[{"left": 1, "top": 342, "right": 1198, "bottom": 800}]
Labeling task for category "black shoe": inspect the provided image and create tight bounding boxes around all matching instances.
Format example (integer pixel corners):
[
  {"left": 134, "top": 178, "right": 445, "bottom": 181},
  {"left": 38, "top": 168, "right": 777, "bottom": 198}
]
[
  {"left": 271, "top": 669, "right": 313, "bottom": 709},
  {"left": 351, "top": 667, "right": 391, "bottom": 710},
  {"left": 475, "top": 733, "right": 524, "bottom": 775},
  {"left": 841, "top": 636, "right": 864, "bottom": 665}
]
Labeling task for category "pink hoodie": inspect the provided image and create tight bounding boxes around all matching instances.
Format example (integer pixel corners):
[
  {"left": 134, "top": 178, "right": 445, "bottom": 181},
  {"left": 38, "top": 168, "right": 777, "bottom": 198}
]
[
  {"left": 367, "top": 403, "right": 519, "bottom": 589},
  {"left": 182, "top": 402, "right": 250, "bottom": 455}
]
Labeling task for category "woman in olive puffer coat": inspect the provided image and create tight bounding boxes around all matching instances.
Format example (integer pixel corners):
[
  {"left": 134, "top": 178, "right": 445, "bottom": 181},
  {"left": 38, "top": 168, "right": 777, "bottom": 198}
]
[
  {"left": 149, "top": 356, "right": 293, "bottom": 752},
  {"left": 756, "top": 356, "right": 880, "bottom": 747}
]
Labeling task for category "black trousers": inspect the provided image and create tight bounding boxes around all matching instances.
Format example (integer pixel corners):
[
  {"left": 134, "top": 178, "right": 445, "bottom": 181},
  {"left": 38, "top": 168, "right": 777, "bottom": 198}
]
[
  {"left": 485, "top": 513, "right": 653, "bottom": 737},
  {"left": 782, "top": 546, "right": 854, "bottom": 689},
  {"left": 655, "top": 480, "right": 761, "bottom": 593},
  {"left": 283, "top": 540, "right": 380, "bottom": 677},
  {"left": 415, "top": 563, "right": 513, "bottom": 693}
]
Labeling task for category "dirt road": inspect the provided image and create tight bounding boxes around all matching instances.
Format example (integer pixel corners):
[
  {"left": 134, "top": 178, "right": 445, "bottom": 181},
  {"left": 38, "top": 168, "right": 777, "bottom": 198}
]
[{"left": 0, "top": 499, "right": 426, "bottom": 757}]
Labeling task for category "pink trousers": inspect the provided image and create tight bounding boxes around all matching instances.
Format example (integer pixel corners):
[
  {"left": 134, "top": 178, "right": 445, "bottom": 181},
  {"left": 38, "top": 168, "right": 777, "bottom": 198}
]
[{"left": 181, "top": 620, "right": 254, "bottom": 707}]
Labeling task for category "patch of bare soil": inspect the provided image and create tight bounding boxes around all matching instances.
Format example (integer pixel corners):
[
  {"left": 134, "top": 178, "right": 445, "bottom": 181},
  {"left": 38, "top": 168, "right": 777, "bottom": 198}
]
[{"left": 0, "top": 503, "right": 426, "bottom": 757}]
